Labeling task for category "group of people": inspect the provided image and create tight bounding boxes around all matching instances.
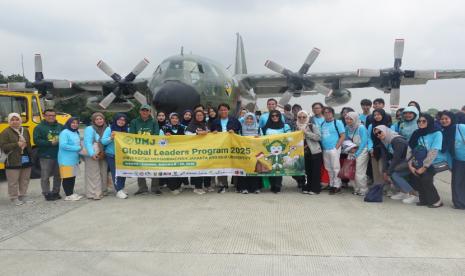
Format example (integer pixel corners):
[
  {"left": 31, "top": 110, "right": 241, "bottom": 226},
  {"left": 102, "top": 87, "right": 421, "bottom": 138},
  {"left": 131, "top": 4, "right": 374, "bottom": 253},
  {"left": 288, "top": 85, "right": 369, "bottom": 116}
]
[{"left": 1, "top": 98, "right": 464, "bottom": 210}]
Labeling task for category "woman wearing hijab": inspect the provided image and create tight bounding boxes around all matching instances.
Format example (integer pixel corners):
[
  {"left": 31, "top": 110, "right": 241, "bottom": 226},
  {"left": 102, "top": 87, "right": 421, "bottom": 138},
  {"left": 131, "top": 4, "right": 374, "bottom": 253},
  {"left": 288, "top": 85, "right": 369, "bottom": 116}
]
[
  {"left": 101, "top": 113, "right": 129, "bottom": 199},
  {"left": 367, "top": 109, "right": 392, "bottom": 184},
  {"left": 156, "top": 111, "right": 168, "bottom": 129},
  {"left": 58, "top": 117, "right": 83, "bottom": 201},
  {"left": 207, "top": 107, "right": 217, "bottom": 130},
  {"left": 372, "top": 125, "right": 416, "bottom": 203},
  {"left": 296, "top": 110, "right": 322, "bottom": 194},
  {"left": 0, "top": 113, "right": 33, "bottom": 206},
  {"left": 344, "top": 112, "right": 369, "bottom": 196},
  {"left": 237, "top": 112, "right": 262, "bottom": 194},
  {"left": 340, "top": 107, "right": 355, "bottom": 126},
  {"left": 440, "top": 111, "right": 465, "bottom": 209},
  {"left": 407, "top": 113, "right": 443, "bottom": 208},
  {"left": 262, "top": 110, "right": 291, "bottom": 193},
  {"left": 186, "top": 110, "right": 211, "bottom": 194},
  {"left": 83, "top": 112, "right": 108, "bottom": 200},
  {"left": 181, "top": 110, "right": 193, "bottom": 127}
]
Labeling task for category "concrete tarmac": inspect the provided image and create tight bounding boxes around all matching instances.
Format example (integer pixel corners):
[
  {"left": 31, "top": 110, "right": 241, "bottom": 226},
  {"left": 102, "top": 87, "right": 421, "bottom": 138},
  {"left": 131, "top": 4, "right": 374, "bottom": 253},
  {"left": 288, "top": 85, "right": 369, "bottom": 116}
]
[{"left": 0, "top": 170, "right": 464, "bottom": 276}]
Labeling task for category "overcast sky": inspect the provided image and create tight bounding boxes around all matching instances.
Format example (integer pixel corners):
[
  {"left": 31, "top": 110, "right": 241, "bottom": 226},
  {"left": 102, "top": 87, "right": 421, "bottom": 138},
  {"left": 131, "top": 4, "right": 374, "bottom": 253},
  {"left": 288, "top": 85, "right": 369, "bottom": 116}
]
[{"left": 1, "top": 0, "right": 464, "bottom": 112}]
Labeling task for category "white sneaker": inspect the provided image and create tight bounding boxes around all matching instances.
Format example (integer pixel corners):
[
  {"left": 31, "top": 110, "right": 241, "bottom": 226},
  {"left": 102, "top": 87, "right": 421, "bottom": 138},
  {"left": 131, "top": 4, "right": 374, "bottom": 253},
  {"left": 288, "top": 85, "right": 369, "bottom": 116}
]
[
  {"left": 71, "top": 193, "right": 83, "bottom": 200},
  {"left": 241, "top": 190, "right": 249, "bottom": 194},
  {"left": 171, "top": 189, "right": 181, "bottom": 195},
  {"left": 19, "top": 196, "right": 34, "bottom": 204},
  {"left": 402, "top": 195, "right": 419, "bottom": 204},
  {"left": 391, "top": 192, "right": 409, "bottom": 200},
  {"left": 302, "top": 191, "right": 309, "bottom": 194},
  {"left": 12, "top": 199, "right": 24, "bottom": 206},
  {"left": 193, "top": 189, "right": 206, "bottom": 195},
  {"left": 116, "top": 190, "right": 128, "bottom": 199},
  {"left": 206, "top": 187, "right": 215, "bottom": 193}
]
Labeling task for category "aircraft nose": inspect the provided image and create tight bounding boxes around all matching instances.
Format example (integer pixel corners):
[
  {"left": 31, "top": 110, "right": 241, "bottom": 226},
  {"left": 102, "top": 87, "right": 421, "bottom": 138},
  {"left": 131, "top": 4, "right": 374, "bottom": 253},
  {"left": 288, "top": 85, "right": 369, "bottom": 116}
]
[{"left": 152, "top": 81, "right": 200, "bottom": 114}]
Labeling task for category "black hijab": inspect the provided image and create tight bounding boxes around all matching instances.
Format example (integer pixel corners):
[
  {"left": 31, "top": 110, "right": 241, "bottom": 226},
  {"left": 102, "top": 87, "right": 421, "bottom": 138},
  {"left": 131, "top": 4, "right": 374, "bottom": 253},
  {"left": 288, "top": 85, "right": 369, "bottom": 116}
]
[
  {"left": 186, "top": 110, "right": 207, "bottom": 133},
  {"left": 440, "top": 111, "right": 457, "bottom": 157},
  {"left": 181, "top": 109, "right": 193, "bottom": 126},
  {"left": 263, "top": 110, "right": 284, "bottom": 133},
  {"left": 408, "top": 113, "right": 439, "bottom": 149},
  {"left": 370, "top": 109, "right": 391, "bottom": 141},
  {"left": 110, "top": 113, "right": 128, "bottom": 132}
]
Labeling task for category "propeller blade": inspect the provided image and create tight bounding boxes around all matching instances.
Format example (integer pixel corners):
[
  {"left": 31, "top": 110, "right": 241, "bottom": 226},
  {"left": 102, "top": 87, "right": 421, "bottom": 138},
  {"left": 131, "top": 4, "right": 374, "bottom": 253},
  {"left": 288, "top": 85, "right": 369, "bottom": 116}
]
[
  {"left": 97, "top": 60, "right": 122, "bottom": 82},
  {"left": 278, "top": 91, "right": 293, "bottom": 106},
  {"left": 125, "top": 58, "right": 150, "bottom": 82},
  {"left": 313, "top": 83, "right": 333, "bottom": 97},
  {"left": 34, "top": 54, "right": 44, "bottom": 81},
  {"left": 264, "top": 60, "right": 289, "bottom": 76},
  {"left": 51, "top": 80, "right": 72, "bottom": 89},
  {"left": 133, "top": 91, "right": 147, "bottom": 105},
  {"left": 98, "top": 93, "right": 117, "bottom": 109},
  {"left": 394, "top": 39, "right": 404, "bottom": 69},
  {"left": 298, "top": 48, "right": 320, "bottom": 75},
  {"left": 7, "top": 82, "right": 27, "bottom": 90},
  {"left": 413, "top": 70, "right": 437, "bottom": 79},
  {"left": 390, "top": 88, "right": 400, "bottom": 109},
  {"left": 357, "top": 69, "right": 381, "bottom": 78}
]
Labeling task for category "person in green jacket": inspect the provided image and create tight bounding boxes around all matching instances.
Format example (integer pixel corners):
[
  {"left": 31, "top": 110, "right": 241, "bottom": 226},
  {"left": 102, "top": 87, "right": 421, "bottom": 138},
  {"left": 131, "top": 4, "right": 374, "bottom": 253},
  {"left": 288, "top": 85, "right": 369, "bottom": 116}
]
[
  {"left": 129, "top": 104, "right": 162, "bottom": 195},
  {"left": 33, "top": 109, "right": 64, "bottom": 201}
]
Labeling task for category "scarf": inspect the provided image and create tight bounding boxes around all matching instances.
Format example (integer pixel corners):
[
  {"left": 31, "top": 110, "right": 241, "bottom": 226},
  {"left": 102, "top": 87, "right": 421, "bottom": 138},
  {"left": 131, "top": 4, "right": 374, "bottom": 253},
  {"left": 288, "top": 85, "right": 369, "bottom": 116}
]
[
  {"left": 91, "top": 112, "right": 107, "bottom": 137},
  {"left": 440, "top": 111, "right": 457, "bottom": 157},
  {"left": 263, "top": 110, "right": 284, "bottom": 133},
  {"left": 241, "top": 112, "right": 259, "bottom": 136},
  {"left": 181, "top": 109, "right": 193, "bottom": 126},
  {"left": 64, "top": 117, "right": 80, "bottom": 132},
  {"left": 408, "top": 113, "right": 439, "bottom": 149},
  {"left": 345, "top": 111, "right": 361, "bottom": 132},
  {"left": 374, "top": 125, "right": 401, "bottom": 147},
  {"left": 296, "top": 110, "right": 310, "bottom": 130},
  {"left": 110, "top": 113, "right": 128, "bottom": 132},
  {"left": 186, "top": 111, "right": 207, "bottom": 133}
]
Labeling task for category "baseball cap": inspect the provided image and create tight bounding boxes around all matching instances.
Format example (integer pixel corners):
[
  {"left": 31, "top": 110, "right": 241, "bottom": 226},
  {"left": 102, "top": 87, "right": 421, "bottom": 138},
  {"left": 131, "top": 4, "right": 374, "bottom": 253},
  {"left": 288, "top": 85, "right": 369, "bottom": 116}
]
[{"left": 140, "top": 104, "right": 152, "bottom": 111}]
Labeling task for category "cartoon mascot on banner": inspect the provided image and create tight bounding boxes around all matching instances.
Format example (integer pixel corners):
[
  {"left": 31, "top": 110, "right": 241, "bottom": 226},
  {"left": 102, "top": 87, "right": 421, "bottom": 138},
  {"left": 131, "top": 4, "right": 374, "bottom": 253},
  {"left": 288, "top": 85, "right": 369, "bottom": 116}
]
[{"left": 262, "top": 138, "right": 296, "bottom": 173}]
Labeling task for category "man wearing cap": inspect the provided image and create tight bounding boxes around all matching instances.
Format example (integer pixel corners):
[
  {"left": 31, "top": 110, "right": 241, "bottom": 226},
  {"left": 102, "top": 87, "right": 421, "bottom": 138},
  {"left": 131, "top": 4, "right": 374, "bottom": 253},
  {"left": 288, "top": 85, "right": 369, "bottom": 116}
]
[{"left": 129, "top": 104, "right": 162, "bottom": 195}]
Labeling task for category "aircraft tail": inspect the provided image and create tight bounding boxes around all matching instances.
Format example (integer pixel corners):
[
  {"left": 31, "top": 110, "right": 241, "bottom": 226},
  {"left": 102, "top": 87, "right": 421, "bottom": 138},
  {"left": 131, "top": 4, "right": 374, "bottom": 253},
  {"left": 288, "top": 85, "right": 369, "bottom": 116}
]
[{"left": 234, "top": 33, "right": 247, "bottom": 75}]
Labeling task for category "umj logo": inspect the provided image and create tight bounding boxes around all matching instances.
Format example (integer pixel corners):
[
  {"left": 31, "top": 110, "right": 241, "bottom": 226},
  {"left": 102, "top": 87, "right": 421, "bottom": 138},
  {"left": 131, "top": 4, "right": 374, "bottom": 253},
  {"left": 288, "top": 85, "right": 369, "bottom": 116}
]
[{"left": 135, "top": 137, "right": 157, "bottom": 145}]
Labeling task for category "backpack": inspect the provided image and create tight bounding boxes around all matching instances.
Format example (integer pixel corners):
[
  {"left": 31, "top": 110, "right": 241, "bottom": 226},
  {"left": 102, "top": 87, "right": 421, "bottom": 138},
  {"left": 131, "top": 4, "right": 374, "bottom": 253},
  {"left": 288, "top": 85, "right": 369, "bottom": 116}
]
[
  {"left": 320, "top": 120, "right": 341, "bottom": 136},
  {"left": 364, "top": 184, "right": 384, "bottom": 203}
]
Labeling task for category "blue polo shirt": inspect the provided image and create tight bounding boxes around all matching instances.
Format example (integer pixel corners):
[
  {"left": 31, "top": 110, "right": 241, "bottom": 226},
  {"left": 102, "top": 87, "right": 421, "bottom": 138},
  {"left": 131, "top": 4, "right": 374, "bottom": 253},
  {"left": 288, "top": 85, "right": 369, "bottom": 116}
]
[{"left": 320, "top": 119, "right": 345, "bottom": 150}]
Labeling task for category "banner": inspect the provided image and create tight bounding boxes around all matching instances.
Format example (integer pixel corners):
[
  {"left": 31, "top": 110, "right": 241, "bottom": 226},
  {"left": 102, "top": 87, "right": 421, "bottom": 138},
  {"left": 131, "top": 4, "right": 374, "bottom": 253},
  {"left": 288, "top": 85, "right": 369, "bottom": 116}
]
[{"left": 115, "top": 131, "right": 305, "bottom": 177}]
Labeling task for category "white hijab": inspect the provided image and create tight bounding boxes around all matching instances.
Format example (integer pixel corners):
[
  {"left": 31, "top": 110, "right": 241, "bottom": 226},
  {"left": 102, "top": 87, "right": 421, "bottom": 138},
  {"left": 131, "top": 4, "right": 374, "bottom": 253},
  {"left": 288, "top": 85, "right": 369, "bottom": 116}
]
[
  {"left": 296, "top": 110, "right": 310, "bottom": 130},
  {"left": 374, "top": 125, "right": 401, "bottom": 146}
]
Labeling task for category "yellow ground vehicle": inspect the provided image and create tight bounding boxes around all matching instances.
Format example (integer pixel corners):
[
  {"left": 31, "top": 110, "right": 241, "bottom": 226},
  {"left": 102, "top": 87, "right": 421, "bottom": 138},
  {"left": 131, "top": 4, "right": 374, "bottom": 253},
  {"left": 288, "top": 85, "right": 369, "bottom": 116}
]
[{"left": 0, "top": 89, "right": 71, "bottom": 176}]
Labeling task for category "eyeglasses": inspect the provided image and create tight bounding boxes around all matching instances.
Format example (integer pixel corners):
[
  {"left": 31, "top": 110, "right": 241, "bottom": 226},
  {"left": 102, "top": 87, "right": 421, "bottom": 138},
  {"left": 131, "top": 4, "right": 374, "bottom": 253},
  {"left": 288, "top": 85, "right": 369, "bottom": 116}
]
[
  {"left": 417, "top": 119, "right": 427, "bottom": 124},
  {"left": 297, "top": 117, "right": 307, "bottom": 119},
  {"left": 374, "top": 131, "right": 383, "bottom": 136},
  {"left": 271, "top": 115, "right": 279, "bottom": 118}
]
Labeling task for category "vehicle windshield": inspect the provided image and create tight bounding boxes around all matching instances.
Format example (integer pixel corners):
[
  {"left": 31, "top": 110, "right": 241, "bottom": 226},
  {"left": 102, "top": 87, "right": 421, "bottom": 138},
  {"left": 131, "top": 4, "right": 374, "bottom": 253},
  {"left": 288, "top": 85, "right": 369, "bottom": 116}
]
[{"left": 0, "top": 96, "right": 28, "bottom": 123}]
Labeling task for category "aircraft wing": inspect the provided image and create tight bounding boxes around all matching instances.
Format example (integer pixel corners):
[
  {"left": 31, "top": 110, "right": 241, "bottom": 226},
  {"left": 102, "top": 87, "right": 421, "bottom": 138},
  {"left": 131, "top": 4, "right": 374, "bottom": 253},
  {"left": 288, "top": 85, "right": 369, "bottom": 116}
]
[{"left": 240, "top": 69, "right": 465, "bottom": 98}]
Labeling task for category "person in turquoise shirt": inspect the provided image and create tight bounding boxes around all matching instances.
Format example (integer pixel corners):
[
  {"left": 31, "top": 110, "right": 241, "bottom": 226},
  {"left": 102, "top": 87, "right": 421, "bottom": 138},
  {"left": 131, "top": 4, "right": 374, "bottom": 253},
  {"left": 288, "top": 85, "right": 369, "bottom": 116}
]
[
  {"left": 398, "top": 106, "right": 419, "bottom": 141},
  {"left": 320, "top": 107, "right": 345, "bottom": 194},
  {"left": 259, "top": 98, "right": 285, "bottom": 129},
  {"left": 359, "top": 99, "right": 372, "bottom": 126},
  {"left": 440, "top": 111, "right": 465, "bottom": 209},
  {"left": 101, "top": 113, "right": 128, "bottom": 199},
  {"left": 311, "top": 102, "right": 325, "bottom": 127},
  {"left": 344, "top": 112, "right": 369, "bottom": 195},
  {"left": 407, "top": 113, "right": 443, "bottom": 208}
]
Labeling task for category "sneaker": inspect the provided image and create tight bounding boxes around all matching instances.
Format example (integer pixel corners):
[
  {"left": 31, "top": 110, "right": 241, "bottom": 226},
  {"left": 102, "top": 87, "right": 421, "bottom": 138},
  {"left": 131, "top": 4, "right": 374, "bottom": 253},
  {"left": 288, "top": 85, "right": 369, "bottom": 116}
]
[
  {"left": 52, "top": 193, "right": 62, "bottom": 200},
  {"left": 302, "top": 191, "right": 309, "bottom": 194},
  {"left": 170, "top": 189, "right": 181, "bottom": 195},
  {"left": 44, "top": 193, "right": 57, "bottom": 201},
  {"left": 116, "top": 190, "right": 128, "bottom": 199},
  {"left": 12, "top": 199, "right": 24, "bottom": 206},
  {"left": 205, "top": 187, "right": 215, "bottom": 193},
  {"left": 134, "top": 190, "right": 148, "bottom": 196},
  {"left": 19, "top": 196, "right": 34, "bottom": 204},
  {"left": 402, "top": 195, "right": 420, "bottom": 204},
  {"left": 241, "top": 190, "right": 249, "bottom": 194},
  {"left": 254, "top": 190, "right": 261, "bottom": 194},
  {"left": 153, "top": 190, "right": 162, "bottom": 196},
  {"left": 428, "top": 201, "right": 443, "bottom": 208},
  {"left": 218, "top": 186, "right": 226, "bottom": 194},
  {"left": 193, "top": 189, "right": 205, "bottom": 195},
  {"left": 391, "top": 192, "right": 409, "bottom": 200},
  {"left": 309, "top": 191, "right": 319, "bottom": 195}
]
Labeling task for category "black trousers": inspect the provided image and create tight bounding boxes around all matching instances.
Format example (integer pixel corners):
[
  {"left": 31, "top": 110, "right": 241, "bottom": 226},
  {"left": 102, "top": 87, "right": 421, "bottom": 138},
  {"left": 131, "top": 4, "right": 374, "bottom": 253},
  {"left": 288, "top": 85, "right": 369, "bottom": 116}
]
[
  {"left": 167, "top": 178, "right": 181, "bottom": 191},
  {"left": 191, "top": 177, "right": 211, "bottom": 189},
  {"left": 303, "top": 152, "right": 323, "bottom": 193},
  {"left": 269, "top": 176, "right": 283, "bottom": 192},
  {"left": 62, "top": 177, "right": 76, "bottom": 196},
  {"left": 410, "top": 169, "right": 440, "bottom": 205},
  {"left": 452, "top": 159, "right": 465, "bottom": 209},
  {"left": 237, "top": 176, "right": 261, "bottom": 192}
]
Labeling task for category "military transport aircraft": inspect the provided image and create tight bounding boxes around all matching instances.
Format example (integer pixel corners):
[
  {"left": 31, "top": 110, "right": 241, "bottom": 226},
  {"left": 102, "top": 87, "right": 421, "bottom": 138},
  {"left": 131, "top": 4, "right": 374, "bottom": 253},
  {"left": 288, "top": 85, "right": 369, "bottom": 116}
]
[{"left": 5, "top": 34, "right": 465, "bottom": 114}]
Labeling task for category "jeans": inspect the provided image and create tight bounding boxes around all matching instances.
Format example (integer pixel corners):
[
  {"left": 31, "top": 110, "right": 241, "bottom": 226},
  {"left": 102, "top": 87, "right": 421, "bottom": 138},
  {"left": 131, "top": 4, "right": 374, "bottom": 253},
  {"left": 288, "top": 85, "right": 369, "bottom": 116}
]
[
  {"left": 391, "top": 170, "right": 414, "bottom": 193},
  {"left": 39, "top": 158, "right": 61, "bottom": 195},
  {"left": 106, "top": 155, "right": 126, "bottom": 192}
]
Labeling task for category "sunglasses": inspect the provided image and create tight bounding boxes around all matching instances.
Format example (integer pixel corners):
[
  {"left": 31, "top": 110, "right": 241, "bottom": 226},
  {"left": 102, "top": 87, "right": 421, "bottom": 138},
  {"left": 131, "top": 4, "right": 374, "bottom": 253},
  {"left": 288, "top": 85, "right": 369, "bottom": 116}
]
[
  {"left": 417, "top": 119, "right": 427, "bottom": 124},
  {"left": 374, "top": 131, "right": 383, "bottom": 136},
  {"left": 297, "top": 116, "right": 307, "bottom": 119}
]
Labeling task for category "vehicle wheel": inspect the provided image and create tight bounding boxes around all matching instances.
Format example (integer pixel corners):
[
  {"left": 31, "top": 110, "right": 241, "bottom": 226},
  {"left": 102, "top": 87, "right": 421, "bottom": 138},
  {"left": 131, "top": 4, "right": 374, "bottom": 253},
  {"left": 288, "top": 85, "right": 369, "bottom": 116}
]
[{"left": 30, "top": 147, "right": 41, "bottom": 179}]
